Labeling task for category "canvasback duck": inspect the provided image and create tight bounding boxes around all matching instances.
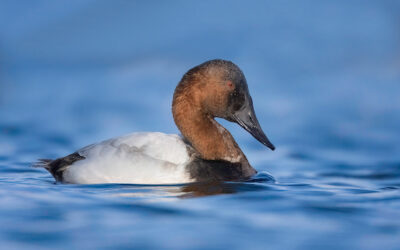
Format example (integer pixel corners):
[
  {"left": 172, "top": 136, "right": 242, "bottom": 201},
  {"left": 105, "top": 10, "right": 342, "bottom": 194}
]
[{"left": 37, "top": 59, "right": 275, "bottom": 184}]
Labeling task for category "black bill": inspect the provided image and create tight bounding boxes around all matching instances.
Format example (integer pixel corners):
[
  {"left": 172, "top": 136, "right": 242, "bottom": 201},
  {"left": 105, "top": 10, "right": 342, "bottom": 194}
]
[{"left": 232, "top": 99, "right": 275, "bottom": 151}]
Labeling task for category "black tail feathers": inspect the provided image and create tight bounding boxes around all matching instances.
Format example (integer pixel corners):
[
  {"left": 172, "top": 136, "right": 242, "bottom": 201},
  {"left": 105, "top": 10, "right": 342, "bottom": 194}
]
[
  {"left": 33, "top": 159, "right": 53, "bottom": 170},
  {"left": 32, "top": 153, "right": 85, "bottom": 182}
]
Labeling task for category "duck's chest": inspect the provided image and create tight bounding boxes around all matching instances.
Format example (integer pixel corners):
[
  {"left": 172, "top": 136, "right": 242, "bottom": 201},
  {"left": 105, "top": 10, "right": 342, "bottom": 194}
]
[{"left": 185, "top": 157, "right": 257, "bottom": 182}]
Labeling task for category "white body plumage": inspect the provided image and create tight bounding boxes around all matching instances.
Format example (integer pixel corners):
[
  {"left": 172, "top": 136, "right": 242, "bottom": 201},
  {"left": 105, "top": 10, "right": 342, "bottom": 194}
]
[{"left": 63, "top": 132, "right": 194, "bottom": 184}]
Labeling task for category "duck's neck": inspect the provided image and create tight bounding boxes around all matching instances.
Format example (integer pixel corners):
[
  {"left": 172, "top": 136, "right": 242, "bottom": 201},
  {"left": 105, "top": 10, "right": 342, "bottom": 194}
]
[{"left": 173, "top": 92, "right": 246, "bottom": 164}]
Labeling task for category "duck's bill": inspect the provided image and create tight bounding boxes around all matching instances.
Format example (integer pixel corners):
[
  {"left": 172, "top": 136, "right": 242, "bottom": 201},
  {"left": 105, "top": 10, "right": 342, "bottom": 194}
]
[{"left": 232, "top": 105, "right": 275, "bottom": 151}]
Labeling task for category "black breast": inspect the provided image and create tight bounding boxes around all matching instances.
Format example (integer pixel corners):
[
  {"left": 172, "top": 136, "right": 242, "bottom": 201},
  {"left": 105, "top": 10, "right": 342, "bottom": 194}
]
[{"left": 186, "top": 157, "right": 256, "bottom": 182}]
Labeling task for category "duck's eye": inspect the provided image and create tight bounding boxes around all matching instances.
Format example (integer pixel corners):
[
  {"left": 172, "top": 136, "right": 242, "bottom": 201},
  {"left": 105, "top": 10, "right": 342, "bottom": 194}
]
[{"left": 226, "top": 81, "right": 234, "bottom": 88}]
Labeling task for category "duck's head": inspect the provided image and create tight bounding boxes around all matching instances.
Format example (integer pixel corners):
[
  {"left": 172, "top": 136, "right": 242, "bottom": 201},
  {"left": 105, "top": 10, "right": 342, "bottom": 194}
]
[{"left": 173, "top": 59, "right": 275, "bottom": 151}]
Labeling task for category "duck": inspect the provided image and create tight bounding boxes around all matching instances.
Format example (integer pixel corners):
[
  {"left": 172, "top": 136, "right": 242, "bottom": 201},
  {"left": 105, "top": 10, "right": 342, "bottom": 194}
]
[{"left": 36, "top": 59, "right": 275, "bottom": 184}]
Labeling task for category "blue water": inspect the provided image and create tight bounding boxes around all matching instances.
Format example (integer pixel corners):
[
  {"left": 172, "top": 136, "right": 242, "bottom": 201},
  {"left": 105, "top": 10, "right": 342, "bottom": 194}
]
[{"left": 1, "top": 1, "right": 400, "bottom": 249}]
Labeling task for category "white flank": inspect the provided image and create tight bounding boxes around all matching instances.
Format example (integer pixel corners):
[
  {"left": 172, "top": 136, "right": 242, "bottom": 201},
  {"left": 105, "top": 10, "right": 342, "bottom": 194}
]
[{"left": 63, "top": 132, "right": 194, "bottom": 184}]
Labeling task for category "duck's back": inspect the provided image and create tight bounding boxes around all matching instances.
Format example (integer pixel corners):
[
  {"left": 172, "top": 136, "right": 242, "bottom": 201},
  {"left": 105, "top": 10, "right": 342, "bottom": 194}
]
[{"left": 45, "top": 132, "right": 194, "bottom": 184}]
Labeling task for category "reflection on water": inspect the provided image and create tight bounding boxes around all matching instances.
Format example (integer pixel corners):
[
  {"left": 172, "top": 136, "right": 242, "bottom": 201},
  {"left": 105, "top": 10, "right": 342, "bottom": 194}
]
[
  {"left": 180, "top": 172, "right": 276, "bottom": 198},
  {"left": 72, "top": 172, "right": 275, "bottom": 200}
]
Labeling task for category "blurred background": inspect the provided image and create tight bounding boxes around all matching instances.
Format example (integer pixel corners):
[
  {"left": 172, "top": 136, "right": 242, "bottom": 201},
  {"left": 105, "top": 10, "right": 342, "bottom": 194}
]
[
  {"left": 1, "top": 1, "right": 400, "bottom": 157},
  {"left": 0, "top": 1, "right": 400, "bottom": 249}
]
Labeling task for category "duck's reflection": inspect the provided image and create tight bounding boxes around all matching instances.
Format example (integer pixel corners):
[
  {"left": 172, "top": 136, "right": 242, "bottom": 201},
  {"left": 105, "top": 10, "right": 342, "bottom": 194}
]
[
  {"left": 113, "top": 181, "right": 239, "bottom": 200},
  {"left": 111, "top": 172, "right": 275, "bottom": 200},
  {"left": 179, "top": 181, "right": 238, "bottom": 198}
]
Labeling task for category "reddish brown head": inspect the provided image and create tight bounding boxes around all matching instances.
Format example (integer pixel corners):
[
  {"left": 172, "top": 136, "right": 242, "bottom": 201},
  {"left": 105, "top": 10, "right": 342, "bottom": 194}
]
[{"left": 172, "top": 59, "right": 274, "bottom": 162}]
